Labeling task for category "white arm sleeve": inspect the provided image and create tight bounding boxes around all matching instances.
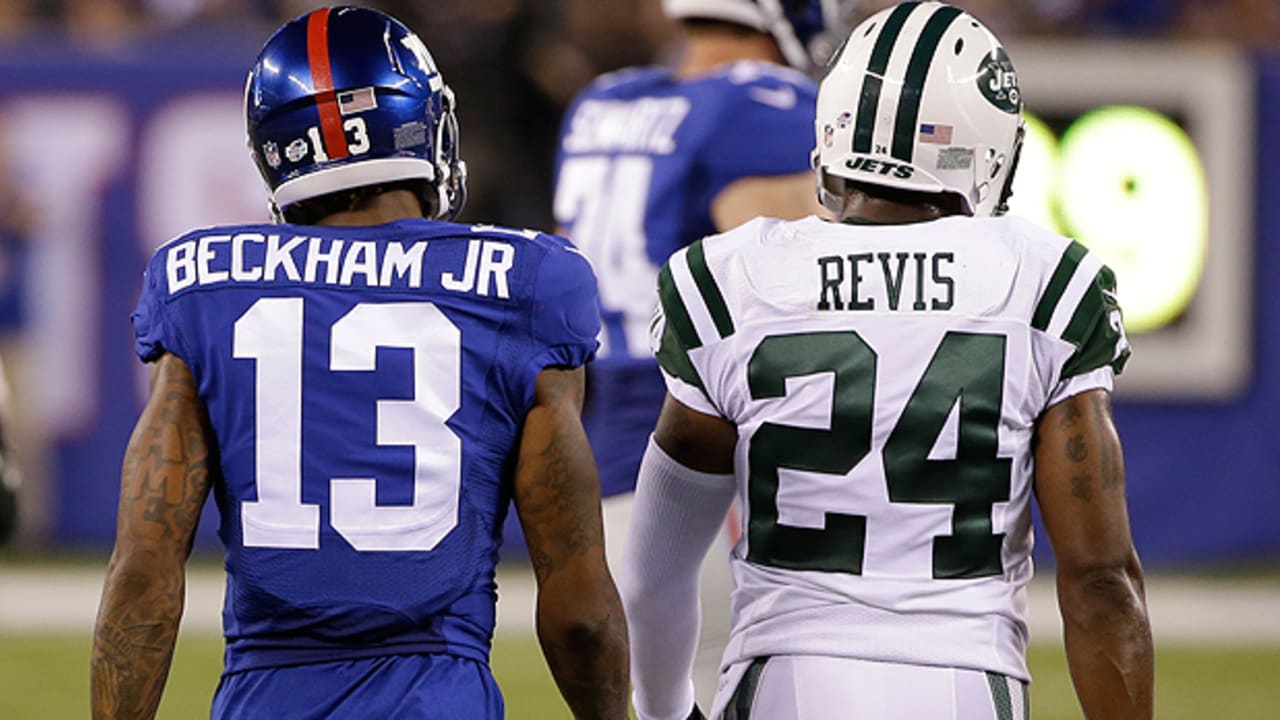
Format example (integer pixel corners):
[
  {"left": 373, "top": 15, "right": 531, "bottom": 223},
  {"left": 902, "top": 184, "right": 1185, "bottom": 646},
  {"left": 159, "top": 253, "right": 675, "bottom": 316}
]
[{"left": 619, "top": 436, "right": 736, "bottom": 720}]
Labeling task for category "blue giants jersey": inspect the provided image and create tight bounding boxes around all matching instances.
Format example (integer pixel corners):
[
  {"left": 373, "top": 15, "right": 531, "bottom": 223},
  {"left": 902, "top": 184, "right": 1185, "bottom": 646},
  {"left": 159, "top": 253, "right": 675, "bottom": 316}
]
[
  {"left": 553, "top": 61, "right": 816, "bottom": 496},
  {"left": 131, "top": 218, "right": 599, "bottom": 674}
]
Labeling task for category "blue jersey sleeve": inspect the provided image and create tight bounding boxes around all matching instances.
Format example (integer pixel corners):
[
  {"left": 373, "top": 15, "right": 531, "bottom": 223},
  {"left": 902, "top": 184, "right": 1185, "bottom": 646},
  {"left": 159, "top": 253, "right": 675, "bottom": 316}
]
[
  {"left": 702, "top": 68, "right": 817, "bottom": 194},
  {"left": 131, "top": 253, "right": 176, "bottom": 363},
  {"left": 528, "top": 239, "right": 600, "bottom": 376}
]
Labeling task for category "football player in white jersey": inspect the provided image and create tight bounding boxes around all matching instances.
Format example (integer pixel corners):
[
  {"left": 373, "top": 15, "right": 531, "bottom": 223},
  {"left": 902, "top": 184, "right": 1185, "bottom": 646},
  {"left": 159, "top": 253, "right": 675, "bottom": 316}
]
[{"left": 618, "top": 3, "right": 1154, "bottom": 719}]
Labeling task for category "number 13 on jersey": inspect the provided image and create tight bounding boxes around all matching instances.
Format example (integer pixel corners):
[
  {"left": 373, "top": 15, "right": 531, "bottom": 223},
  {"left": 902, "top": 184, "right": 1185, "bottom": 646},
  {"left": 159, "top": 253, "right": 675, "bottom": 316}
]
[{"left": 235, "top": 297, "right": 462, "bottom": 553}]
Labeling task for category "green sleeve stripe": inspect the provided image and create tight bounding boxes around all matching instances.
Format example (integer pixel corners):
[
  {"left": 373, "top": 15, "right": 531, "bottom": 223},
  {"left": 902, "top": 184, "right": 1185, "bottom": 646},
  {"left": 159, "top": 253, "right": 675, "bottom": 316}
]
[
  {"left": 686, "top": 240, "right": 735, "bottom": 340},
  {"left": 1060, "top": 264, "right": 1131, "bottom": 378},
  {"left": 1061, "top": 269, "right": 1105, "bottom": 347},
  {"left": 1032, "top": 240, "right": 1088, "bottom": 332},
  {"left": 654, "top": 262, "right": 706, "bottom": 391},
  {"left": 657, "top": 262, "right": 702, "bottom": 350}
]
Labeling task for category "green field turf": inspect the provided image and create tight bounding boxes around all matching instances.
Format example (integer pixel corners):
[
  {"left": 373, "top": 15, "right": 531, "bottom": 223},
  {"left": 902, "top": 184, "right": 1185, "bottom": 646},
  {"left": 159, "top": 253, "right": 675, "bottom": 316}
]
[{"left": 2, "top": 633, "right": 1275, "bottom": 718}]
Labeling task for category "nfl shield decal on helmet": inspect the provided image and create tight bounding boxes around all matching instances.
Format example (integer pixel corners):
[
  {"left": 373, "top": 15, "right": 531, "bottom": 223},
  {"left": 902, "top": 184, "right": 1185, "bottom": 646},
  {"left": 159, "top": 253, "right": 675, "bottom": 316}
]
[{"left": 263, "top": 141, "right": 282, "bottom": 169}]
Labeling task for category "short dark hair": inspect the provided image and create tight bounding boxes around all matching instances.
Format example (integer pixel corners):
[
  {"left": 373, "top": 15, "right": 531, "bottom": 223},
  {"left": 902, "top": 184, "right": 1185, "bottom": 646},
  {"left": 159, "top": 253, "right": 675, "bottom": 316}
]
[{"left": 282, "top": 179, "right": 433, "bottom": 225}]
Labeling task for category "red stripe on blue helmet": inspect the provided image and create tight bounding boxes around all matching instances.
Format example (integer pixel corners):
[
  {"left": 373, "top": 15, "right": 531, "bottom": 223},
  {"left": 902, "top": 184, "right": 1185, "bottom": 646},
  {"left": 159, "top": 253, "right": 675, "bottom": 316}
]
[{"left": 306, "top": 8, "right": 349, "bottom": 161}]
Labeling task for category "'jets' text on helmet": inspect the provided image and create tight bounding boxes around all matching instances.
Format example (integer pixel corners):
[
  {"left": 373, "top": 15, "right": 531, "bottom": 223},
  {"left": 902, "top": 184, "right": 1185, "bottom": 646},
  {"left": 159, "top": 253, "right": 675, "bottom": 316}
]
[
  {"left": 664, "top": 0, "right": 862, "bottom": 72},
  {"left": 814, "top": 1, "right": 1024, "bottom": 216},
  {"left": 245, "top": 6, "right": 467, "bottom": 221}
]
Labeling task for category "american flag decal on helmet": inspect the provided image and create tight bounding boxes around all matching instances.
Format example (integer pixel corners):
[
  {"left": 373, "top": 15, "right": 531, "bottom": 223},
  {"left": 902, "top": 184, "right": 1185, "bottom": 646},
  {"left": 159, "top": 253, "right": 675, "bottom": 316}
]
[
  {"left": 338, "top": 87, "right": 378, "bottom": 116},
  {"left": 919, "top": 123, "right": 954, "bottom": 144}
]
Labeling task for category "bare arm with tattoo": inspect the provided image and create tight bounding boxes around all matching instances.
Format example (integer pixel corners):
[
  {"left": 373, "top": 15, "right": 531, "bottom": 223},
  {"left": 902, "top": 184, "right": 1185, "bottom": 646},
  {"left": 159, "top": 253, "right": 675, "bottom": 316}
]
[
  {"left": 513, "top": 365, "right": 629, "bottom": 720},
  {"left": 92, "top": 353, "right": 214, "bottom": 719},
  {"left": 1035, "top": 389, "right": 1153, "bottom": 719}
]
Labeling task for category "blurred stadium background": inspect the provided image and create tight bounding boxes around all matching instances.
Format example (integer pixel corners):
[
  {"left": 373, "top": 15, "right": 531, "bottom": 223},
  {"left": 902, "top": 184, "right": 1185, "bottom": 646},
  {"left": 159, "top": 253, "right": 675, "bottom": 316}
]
[{"left": 0, "top": 0, "right": 1277, "bottom": 717}]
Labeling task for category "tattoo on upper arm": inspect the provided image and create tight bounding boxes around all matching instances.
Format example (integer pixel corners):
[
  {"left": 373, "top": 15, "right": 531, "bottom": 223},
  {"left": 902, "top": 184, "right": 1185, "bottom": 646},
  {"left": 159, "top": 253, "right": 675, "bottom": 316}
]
[
  {"left": 1093, "top": 396, "right": 1124, "bottom": 492},
  {"left": 1066, "top": 434, "right": 1088, "bottom": 463},
  {"left": 1070, "top": 474, "right": 1094, "bottom": 502},
  {"left": 1057, "top": 396, "right": 1095, "bottom": 503},
  {"left": 1056, "top": 393, "right": 1125, "bottom": 505},
  {"left": 121, "top": 382, "right": 213, "bottom": 548},
  {"left": 515, "top": 369, "right": 601, "bottom": 585},
  {"left": 1058, "top": 399, "right": 1082, "bottom": 429},
  {"left": 517, "top": 429, "right": 596, "bottom": 583}
]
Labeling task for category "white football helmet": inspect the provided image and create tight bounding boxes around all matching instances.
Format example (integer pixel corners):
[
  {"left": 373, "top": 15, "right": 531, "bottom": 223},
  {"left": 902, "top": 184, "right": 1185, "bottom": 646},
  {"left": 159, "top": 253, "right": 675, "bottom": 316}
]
[
  {"left": 814, "top": 1, "right": 1024, "bottom": 216},
  {"left": 664, "top": 0, "right": 861, "bottom": 72}
]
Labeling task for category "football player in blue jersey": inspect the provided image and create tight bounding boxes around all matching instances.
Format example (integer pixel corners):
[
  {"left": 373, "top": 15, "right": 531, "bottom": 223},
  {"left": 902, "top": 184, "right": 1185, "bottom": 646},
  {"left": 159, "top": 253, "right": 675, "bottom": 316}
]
[
  {"left": 553, "top": 0, "right": 860, "bottom": 708},
  {"left": 91, "top": 7, "right": 627, "bottom": 719}
]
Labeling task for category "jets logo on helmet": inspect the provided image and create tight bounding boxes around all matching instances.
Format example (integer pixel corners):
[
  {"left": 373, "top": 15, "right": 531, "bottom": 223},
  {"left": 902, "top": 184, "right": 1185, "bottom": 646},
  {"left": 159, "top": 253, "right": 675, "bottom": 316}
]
[
  {"left": 244, "top": 6, "right": 467, "bottom": 222},
  {"left": 663, "top": 0, "right": 863, "bottom": 72},
  {"left": 813, "top": 1, "right": 1025, "bottom": 216},
  {"left": 977, "top": 46, "right": 1020, "bottom": 114}
]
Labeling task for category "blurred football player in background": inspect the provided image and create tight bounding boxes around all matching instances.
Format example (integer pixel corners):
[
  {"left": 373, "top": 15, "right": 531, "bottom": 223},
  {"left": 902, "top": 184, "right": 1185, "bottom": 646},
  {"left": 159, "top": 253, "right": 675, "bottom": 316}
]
[
  {"left": 0, "top": 354, "right": 18, "bottom": 545},
  {"left": 552, "top": 0, "right": 859, "bottom": 707},
  {"left": 0, "top": 119, "right": 37, "bottom": 547},
  {"left": 620, "top": 2, "right": 1153, "bottom": 718},
  {"left": 92, "top": 7, "right": 627, "bottom": 719}
]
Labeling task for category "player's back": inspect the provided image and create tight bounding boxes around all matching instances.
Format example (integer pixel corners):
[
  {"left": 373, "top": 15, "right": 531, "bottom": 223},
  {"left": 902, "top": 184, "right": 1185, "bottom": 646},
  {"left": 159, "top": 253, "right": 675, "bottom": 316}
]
[
  {"left": 553, "top": 61, "right": 816, "bottom": 494},
  {"left": 653, "top": 214, "right": 1128, "bottom": 680},
  {"left": 132, "top": 218, "right": 598, "bottom": 673}
]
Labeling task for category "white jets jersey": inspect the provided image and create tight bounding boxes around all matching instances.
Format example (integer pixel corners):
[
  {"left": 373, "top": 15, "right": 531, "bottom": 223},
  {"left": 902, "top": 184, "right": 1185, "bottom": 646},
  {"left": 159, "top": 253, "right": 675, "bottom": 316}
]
[{"left": 650, "top": 214, "right": 1130, "bottom": 681}]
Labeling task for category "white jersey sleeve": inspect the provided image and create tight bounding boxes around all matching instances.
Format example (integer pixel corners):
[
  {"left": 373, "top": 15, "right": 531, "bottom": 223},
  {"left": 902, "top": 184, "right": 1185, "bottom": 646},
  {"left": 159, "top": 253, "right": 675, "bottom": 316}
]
[{"left": 650, "top": 219, "right": 775, "bottom": 417}]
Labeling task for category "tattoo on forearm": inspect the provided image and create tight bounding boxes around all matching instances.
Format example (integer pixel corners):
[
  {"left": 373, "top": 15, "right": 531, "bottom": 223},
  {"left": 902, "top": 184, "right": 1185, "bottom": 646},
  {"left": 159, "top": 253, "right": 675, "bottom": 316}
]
[
  {"left": 540, "top": 602, "right": 630, "bottom": 718},
  {"left": 92, "top": 565, "right": 184, "bottom": 719}
]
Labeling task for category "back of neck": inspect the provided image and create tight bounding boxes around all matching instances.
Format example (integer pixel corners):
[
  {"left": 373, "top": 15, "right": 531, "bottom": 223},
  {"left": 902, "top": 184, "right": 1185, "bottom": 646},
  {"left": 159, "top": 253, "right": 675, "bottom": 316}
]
[
  {"left": 314, "top": 188, "right": 428, "bottom": 227},
  {"left": 839, "top": 195, "right": 955, "bottom": 225}
]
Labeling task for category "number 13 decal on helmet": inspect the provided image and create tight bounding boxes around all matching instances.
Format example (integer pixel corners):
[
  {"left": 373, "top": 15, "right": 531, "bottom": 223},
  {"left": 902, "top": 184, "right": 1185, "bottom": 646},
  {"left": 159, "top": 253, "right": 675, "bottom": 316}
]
[{"left": 305, "top": 117, "right": 371, "bottom": 163}]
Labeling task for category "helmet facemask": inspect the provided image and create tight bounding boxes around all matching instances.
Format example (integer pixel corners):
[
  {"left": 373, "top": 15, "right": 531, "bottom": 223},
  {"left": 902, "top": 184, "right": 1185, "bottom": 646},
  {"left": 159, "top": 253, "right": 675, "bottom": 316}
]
[{"left": 429, "top": 86, "right": 467, "bottom": 222}]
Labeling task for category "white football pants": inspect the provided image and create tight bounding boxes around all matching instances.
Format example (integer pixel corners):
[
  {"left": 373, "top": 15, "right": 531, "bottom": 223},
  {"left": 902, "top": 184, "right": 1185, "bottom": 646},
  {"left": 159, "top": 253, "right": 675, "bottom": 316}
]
[{"left": 712, "top": 655, "right": 1030, "bottom": 720}]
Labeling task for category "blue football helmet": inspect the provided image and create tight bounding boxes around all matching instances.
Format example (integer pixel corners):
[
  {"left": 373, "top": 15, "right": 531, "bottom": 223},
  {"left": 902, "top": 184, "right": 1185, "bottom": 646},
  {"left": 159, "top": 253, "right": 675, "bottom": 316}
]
[
  {"left": 663, "top": 0, "right": 862, "bottom": 71},
  {"left": 245, "top": 6, "right": 466, "bottom": 221}
]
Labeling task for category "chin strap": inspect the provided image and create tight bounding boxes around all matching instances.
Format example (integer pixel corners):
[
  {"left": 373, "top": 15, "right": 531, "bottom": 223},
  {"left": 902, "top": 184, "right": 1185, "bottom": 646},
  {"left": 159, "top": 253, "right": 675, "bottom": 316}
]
[
  {"left": 993, "top": 121, "right": 1026, "bottom": 216},
  {"left": 432, "top": 86, "right": 468, "bottom": 221}
]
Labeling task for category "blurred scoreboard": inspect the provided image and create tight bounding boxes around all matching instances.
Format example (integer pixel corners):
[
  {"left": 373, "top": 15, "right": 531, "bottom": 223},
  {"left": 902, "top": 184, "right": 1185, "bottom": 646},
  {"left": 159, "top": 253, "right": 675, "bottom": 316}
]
[{"left": 1007, "top": 42, "right": 1254, "bottom": 400}]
